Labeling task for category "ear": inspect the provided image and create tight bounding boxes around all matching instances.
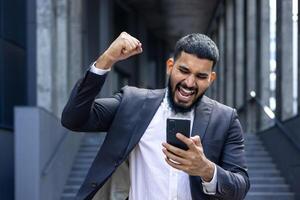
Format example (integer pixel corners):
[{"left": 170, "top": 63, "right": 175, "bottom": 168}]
[
  {"left": 209, "top": 72, "right": 216, "bottom": 84},
  {"left": 166, "top": 58, "right": 174, "bottom": 75}
]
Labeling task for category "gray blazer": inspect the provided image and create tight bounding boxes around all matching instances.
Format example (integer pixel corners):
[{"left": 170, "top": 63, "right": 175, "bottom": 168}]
[{"left": 61, "top": 71, "right": 250, "bottom": 200}]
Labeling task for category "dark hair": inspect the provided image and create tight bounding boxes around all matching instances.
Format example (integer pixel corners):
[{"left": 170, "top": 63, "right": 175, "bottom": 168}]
[{"left": 173, "top": 33, "right": 219, "bottom": 69}]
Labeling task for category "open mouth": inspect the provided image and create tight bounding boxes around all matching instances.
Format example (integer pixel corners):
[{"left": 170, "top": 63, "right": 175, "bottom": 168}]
[{"left": 176, "top": 85, "right": 196, "bottom": 103}]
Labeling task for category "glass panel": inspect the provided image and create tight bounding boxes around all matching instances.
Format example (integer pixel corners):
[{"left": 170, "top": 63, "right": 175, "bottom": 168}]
[
  {"left": 0, "top": 0, "right": 26, "bottom": 128},
  {"left": 0, "top": 40, "right": 3, "bottom": 127},
  {"left": 2, "top": 0, "right": 26, "bottom": 47},
  {"left": 0, "top": 0, "right": 2, "bottom": 36}
]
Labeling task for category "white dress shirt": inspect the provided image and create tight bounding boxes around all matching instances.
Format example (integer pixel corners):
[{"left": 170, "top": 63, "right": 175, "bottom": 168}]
[{"left": 90, "top": 63, "right": 217, "bottom": 199}]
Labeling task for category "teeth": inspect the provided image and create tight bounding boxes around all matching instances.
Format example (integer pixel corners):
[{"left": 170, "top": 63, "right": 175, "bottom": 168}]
[{"left": 180, "top": 86, "right": 194, "bottom": 95}]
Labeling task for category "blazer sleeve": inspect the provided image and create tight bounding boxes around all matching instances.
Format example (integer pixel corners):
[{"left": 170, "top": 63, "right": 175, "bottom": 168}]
[
  {"left": 61, "top": 71, "right": 122, "bottom": 132},
  {"left": 213, "top": 110, "right": 250, "bottom": 200}
]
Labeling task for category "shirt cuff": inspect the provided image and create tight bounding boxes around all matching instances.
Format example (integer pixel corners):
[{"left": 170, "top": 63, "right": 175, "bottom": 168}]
[
  {"left": 89, "top": 62, "right": 111, "bottom": 75},
  {"left": 201, "top": 164, "right": 217, "bottom": 195}
]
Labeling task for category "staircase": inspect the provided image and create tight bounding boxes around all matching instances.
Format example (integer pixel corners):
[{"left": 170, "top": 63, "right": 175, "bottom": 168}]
[
  {"left": 61, "top": 133, "right": 296, "bottom": 200},
  {"left": 61, "top": 133, "right": 104, "bottom": 200},
  {"left": 244, "top": 133, "right": 295, "bottom": 200}
]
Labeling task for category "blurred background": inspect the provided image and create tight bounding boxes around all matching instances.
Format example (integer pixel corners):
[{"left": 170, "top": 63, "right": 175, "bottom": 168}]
[{"left": 0, "top": 0, "right": 299, "bottom": 199}]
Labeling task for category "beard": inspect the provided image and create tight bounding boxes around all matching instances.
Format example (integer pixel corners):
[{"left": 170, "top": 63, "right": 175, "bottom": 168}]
[{"left": 167, "top": 78, "right": 205, "bottom": 113}]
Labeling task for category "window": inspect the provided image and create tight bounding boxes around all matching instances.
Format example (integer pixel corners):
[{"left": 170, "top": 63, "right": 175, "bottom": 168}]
[{"left": 0, "top": 0, "right": 27, "bottom": 128}]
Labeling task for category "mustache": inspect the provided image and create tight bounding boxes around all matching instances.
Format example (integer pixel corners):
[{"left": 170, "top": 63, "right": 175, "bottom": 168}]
[{"left": 176, "top": 82, "right": 198, "bottom": 92}]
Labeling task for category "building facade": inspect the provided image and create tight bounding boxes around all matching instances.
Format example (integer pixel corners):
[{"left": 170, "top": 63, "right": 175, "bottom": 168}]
[{"left": 0, "top": 0, "right": 300, "bottom": 199}]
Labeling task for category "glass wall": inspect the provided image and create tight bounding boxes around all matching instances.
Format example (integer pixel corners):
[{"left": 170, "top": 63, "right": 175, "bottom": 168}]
[{"left": 0, "top": 0, "right": 27, "bottom": 129}]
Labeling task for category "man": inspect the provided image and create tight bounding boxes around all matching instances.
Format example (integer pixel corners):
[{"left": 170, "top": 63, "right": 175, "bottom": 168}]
[{"left": 62, "top": 32, "right": 250, "bottom": 200}]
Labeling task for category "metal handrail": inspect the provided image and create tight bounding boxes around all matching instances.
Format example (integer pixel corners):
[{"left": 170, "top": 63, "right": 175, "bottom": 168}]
[{"left": 247, "top": 91, "right": 300, "bottom": 152}]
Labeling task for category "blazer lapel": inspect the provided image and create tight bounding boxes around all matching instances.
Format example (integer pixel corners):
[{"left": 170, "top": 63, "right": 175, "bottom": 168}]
[
  {"left": 125, "top": 92, "right": 214, "bottom": 153},
  {"left": 191, "top": 95, "right": 214, "bottom": 140},
  {"left": 125, "top": 88, "right": 165, "bottom": 153}
]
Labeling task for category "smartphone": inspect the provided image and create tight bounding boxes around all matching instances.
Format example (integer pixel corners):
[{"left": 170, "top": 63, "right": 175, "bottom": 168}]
[{"left": 166, "top": 118, "right": 191, "bottom": 150}]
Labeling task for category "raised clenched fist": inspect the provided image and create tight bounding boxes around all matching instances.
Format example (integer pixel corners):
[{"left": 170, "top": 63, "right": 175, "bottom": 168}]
[{"left": 95, "top": 32, "right": 143, "bottom": 70}]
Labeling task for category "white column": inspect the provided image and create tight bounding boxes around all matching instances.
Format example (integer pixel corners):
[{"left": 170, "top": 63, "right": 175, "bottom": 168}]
[
  {"left": 281, "top": 0, "right": 294, "bottom": 120},
  {"left": 98, "top": 0, "right": 116, "bottom": 97},
  {"left": 246, "top": 0, "right": 257, "bottom": 132},
  {"left": 225, "top": 0, "right": 234, "bottom": 107},
  {"left": 36, "top": 0, "right": 56, "bottom": 112},
  {"left": 210, "top": 33, "right": 218, "bottom": 100},
  {"left": 217, "top": 17, "right": 225, "bottom": 104},
  {"left": 54, "top": 0, "right": 68, "bottom": 117},
  {"left": 260, "top": 0, "right": 272, "bottom": 129},
  {"left": 235, "top": 0, "right": 245, "bottom": 109},
  {"left": 68, "top": 0, "right": 83, "bottom": 91}
]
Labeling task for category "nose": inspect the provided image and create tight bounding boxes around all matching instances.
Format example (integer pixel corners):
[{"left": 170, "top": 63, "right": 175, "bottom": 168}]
[{"left": 184, "top": 75, "right": 196, "bottom": 88}]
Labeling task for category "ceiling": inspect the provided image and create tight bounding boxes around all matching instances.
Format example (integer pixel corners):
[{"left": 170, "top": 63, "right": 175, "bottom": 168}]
[{"left": 125, "top": 0, "right": 220, "bottom": 48}]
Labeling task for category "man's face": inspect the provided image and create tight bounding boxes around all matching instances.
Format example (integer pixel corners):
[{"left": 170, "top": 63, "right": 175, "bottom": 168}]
[{"left": 167, "top": 51, "right": 216, "bottom": 110}]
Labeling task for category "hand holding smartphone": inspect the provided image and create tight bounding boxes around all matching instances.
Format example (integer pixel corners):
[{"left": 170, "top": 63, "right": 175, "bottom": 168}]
[{"left": 166, "top": 118, "right": 191, "bottom": 150}]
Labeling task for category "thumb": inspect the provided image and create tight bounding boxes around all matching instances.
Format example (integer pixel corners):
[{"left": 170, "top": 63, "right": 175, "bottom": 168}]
[{"left": 191, "top": 135, "right": 201, "bottom": 146}]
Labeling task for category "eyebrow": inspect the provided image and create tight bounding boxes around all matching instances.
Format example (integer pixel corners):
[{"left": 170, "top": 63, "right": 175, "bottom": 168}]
[
  {"left": 178, "top": 65, "right": 209, "bottom": 76},
  {"left": 178, "top": 65, "right": 189, "bottom": 70},
  {"left": 197, "top": 73, "right": 209, "bottom": 77}
]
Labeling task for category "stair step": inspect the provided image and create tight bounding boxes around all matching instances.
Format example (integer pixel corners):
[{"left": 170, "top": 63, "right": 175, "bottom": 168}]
[
  {"left": 245, "top": 135, "right": 262, "bottom": 139},
  {"left": 72, "top": 164, "right": 91, "bottom": 171},
  {"left": 245, "top": 151, "right": 269, "bottom": 156},
  {"left": 246, "top": 153, "right": 270, "bottom": 157},
  {"left": 249, "top": 184, "right": 290, "bottom": 192},
  {"left": 244, "top": 134, "right": 295, "bottom": 199},
  {"left": 248, "top": 166, "right": 277, "bottom": 170},
  {"left": 250, "top": 177, "right": 286, "bottom": 184},
  {"left": 74, "top": 158, "right": 95, "bottom": 163},
  {"left": 61, "top": 192, "right": 77, "bottom": 200},
  {"left": 245, "top": 141, "right": 264, "bottom": 144},
  {"left": 246, "top": 140, "right": 263, "bottom": 143},
  {"left": 77, "top": 153, "right": 97, "bottom": 159},
  {"left": 77, "top": 151, "right": 98, "bottom": 155},
  {"left": 248, "top": 169, "right": 280, "bottom": 177},
  {"left": 70, "top": 171, "right": 89, "bottom": 178},
  {"left": 79, "top": 148, "right": 99, "bottom": 155},
  {"left": 245, "top": 139, "right": 263, "bottom": 142},
  {"left": 247, "top": 162, "right": 276, "bottom": 167},
  {"left": 60, "top": 134, "right": 104, "bottom": 200},
  {"left": 80, "top": 144, "right": 100, "bottom": 149},
  {"left": 67, "top": 177, "right": 85, "bottom": 185},
  {"left": 245, "top": 139, "right": 263, "bottom": 143},
  {"left": 247, "top": 162, "right": 275, "bottom": 166},
  {"left": 246, "top": 157, "right": 273, "bottom": 162},
  {"left": 245, "top": 147, "right": 267, "bottom": 152},
  {"left": 245, "top": 192, "right": 295, "bottom": 200},
  {"left": 246, "top": 155, "right": 272, "bottom": 159},
  {"left": 64, "top": 185, "right": 81, "bottom": 193}
]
